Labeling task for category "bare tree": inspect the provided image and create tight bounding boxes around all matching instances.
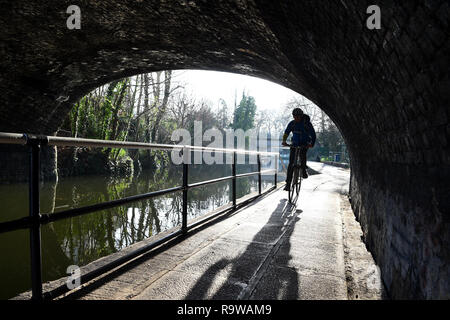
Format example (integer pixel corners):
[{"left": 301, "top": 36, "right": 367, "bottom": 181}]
[
  {"left": 169, "top": 91, "right": 198, "bottom": 129},
  {"left": 151, "top": 70, "right": 172, "bottom": 143},
  {"left": 284, "top": 96, "right": 322, "bottom": 128}
]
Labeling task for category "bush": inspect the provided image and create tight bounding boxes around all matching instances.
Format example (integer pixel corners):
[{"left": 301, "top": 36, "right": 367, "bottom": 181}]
[{"left": 57, "top": 147, "right": 134, "bottom": 177}]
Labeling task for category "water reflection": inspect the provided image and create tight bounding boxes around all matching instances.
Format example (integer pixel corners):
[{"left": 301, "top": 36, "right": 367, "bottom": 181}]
[{"left": 0, "top": 162, "right": 275, "bottom": 299}]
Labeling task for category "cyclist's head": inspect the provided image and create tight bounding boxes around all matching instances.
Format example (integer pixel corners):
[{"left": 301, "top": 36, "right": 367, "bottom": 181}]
[{"left": 292, "top": 108, "right": 303, "bottom": 117}]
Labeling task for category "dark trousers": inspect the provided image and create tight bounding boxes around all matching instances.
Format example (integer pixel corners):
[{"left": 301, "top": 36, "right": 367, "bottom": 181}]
[{"left": 286, "top": 146, "right": 307, "bottom": 185}]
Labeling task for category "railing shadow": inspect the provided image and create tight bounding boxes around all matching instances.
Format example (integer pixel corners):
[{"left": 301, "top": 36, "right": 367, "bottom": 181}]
[{"left": 56, "top": 189, "right": 277, "bottom": 300}]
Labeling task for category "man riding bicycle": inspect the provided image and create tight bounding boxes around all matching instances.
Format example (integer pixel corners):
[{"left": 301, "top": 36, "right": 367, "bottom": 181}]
[{"left": 282, "top": 108, "right": 316, "bottom": 191}]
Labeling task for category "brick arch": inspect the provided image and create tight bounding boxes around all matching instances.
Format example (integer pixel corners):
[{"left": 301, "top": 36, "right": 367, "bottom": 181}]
[{"left": 0, "top": 0, "right": 449, "bottom": 298}]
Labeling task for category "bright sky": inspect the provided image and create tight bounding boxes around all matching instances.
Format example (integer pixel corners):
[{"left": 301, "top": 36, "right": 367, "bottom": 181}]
[{"left": 172, "top": 69, "right": 300, "bottom": 112}]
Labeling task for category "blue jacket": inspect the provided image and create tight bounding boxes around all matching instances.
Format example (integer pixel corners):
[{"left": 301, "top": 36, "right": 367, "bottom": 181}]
[{"left": 284, "top": 115, "right": 316, "bottom": 147}]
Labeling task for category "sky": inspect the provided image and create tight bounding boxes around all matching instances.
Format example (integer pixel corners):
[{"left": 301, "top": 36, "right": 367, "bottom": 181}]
[{"left": 171, "top": 69, "right": 302, "bottom": 112}]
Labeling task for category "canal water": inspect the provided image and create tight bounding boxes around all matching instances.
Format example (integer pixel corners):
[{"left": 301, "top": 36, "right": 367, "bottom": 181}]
[{"left": 0, "top": 154, "right": 276, "bottom": 299}]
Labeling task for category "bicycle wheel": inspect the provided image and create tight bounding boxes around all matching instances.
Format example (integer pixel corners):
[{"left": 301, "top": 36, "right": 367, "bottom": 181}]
[
  {"left": 296, "top": 168, "right": 302, "bottom": 194},
  {"left": 289, "top": 167, "right": 299, "bottom": 204},
  {"left": 288, "top": 178, "right": 294, "bottom": 203}
]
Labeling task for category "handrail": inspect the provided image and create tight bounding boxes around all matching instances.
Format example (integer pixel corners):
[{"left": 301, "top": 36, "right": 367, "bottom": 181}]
[
  {"left": 0, "top": 132, "right": 278, "bottom": 156},
  {"left": 0, "top": 132, "right": 27, "bottom": 144},
  {"left": 0, "top": 131, "right": 279, "bottom": 300}
]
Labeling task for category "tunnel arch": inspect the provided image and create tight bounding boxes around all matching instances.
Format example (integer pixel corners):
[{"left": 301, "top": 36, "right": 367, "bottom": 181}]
[{"left": 1, "top": 1, "right": 449, "bottom": 299}]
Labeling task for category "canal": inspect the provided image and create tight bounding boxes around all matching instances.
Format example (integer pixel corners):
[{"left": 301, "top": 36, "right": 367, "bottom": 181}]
[{"left": 0, "top": 154, "right": 276, "bottom": 299}]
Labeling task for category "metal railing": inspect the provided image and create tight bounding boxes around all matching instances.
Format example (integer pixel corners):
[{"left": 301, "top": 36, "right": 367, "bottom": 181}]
[{"left": 0, "top": 132, "right": 279, "bottom": 300}]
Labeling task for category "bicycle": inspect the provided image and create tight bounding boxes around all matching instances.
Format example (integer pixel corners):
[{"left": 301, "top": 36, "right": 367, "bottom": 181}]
[{"left": 284, "top": 145, "right": 305, "bottom": 205}]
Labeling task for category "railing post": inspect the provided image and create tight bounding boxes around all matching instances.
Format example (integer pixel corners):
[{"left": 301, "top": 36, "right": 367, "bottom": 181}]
[
  {"left": 182, "top": 147, "right": 188, "bottom": 234},
  {"left": 28, "top": 137, "right": 43, "bottom": 300},
  {"left": 232, "top": 151, "right": 236, "bottom": 209},
  {"left": 257, "top": 154, "right": 262, "bottom": 195},
  {"left": 274, "top": 154, "right": 278, "bottom": 189}
]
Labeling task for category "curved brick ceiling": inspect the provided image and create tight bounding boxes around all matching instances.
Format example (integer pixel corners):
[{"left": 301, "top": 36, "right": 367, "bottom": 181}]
[{"left": 0, "top": 0, "right": 449, "bottom": 299}]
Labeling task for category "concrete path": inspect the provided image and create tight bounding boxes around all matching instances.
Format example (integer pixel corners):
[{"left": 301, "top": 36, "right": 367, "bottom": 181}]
[{"left": 57, "top": 162, "right": 352, "bottom": 300}]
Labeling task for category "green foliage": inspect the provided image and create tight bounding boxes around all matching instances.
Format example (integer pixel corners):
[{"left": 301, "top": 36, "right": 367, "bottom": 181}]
[
  {"left": 115, "top": 148, "right": 127, "bottom": 159},
  {"left": 232, "top": 92, "right": 257, "bottom": 131}
]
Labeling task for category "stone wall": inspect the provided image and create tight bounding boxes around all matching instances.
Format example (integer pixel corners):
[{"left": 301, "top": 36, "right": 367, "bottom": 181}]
[
  {"left": 350, "top": 165, "right": 450, "bottom": 299},
  {"left": 0, "top": 0, "right": 448, "bottom": 298},
  {"left": 0, "top": 144, "right": 57, "bottom": 183}
]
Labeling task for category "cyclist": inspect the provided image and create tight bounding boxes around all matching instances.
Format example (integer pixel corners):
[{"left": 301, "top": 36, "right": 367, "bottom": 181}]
[{"left": 281, "top": 108, "right": 316, "bottom": 191}]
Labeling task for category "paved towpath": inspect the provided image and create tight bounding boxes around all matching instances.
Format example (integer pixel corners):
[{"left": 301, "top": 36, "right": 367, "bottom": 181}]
[{"left": 53, "top": 162, "right": 353, "bottom": 300}]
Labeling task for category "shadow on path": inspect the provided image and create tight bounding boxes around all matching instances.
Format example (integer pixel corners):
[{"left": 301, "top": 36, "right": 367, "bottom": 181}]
[{"left": 185, "top": 198, "right": 302, "bottom": 300}]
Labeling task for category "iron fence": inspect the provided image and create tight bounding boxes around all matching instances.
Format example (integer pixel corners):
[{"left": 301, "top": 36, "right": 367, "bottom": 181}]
[{"left": 0, "top": 132, "right": 279, "bottom": 300}]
